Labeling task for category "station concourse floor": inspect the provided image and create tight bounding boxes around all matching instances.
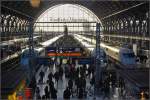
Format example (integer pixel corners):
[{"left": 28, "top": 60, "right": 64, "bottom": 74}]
[{"left": 34, "top": 62, "right": 121, "bottom": 100}]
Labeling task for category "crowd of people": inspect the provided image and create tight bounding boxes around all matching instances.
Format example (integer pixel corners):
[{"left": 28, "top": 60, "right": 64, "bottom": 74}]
[{"left": 32, "top": 57, "right": 118, "bottom": 100}]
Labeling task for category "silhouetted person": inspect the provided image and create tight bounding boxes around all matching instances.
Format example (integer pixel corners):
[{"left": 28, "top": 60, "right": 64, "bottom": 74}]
[
  {"left": 75, "top": 76, "right": 80, "bottom": 94},
  {"left": 82, "top": 77, "right": 86, "bottom": 95},
  {"left": 65, "top": 65, "right": 69, "bottom": 78},
  {"left": 50, "top": 86, "right": 57, "bottom": 99},
  {"left": 90, "top": 75, "right": 95, "bottom": 87},
  {"left": 59, "top": 66, "right": 63, "bottom": 80},
  {"left": 69, "top": 71, "right": 74, "bottom": 79},
  {"left": 78, "top": 77, "right": 83, "bottom": 89},
  {"left": 44, "top": 86, "right": 50, "bottom": 99},
  {"left": 48, "top": 80, "right": 54, "bottom": 91},
  {"left": 48, "top": 72, "right": 53, "bottom": 81},
  {"left": 78, "top": 88, "right": 84, "bottom": 99},
  {"left": 39, "top": 70, "right": 45, "bottom": 83},
  {"left": 88, "top": 65, "right": 92, "bottom": 77},
  {"left": 35, "top": 87, "right": 41, "bottom": 99},
  {"left": 63, "top": 87, "right": 71, "bottom": 99},
  {"left": 69, "top": 64, "right": 75, "bottom": 79},
  {"left": 82, "top": 65, "right": 86, "bottom": 74},
  {"left": 68, "top": 79, "right": 73, "bottom": 96},
  {"left": 68, "top": 79, "right": 73, "bottom": 90},
  {"left": 54, "top": 71, "right": 59, "bottom": 86}
]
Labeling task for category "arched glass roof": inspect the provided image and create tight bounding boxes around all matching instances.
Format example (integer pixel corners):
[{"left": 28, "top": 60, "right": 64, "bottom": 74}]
[{"left": 34, "top": 4, "right": 101, "bottom": 33}]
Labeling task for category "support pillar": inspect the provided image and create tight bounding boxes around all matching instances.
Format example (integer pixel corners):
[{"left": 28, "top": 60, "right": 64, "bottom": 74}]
[
  {"left": 27, "top": 19, "right": 35, "bottom": 85},
  {"left": 94, "top": 23, "right": 101, "bottom": 97}
]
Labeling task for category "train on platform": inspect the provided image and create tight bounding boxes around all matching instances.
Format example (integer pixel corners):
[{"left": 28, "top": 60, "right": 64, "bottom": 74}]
[
  {"left": 74, "top": 34, "right": 137, "bottom": 68},
  {"left": 20, "top": 35, "right": 64, "bottom": 80},
  {"left": 100, "top": 43, "right": 137, "bottom": 68},
  {"left": 73, "top": 34, "right": 108, "bottom": 64},
  {"left": 20, "top": 35, "right": 64, "bottom": 68}
]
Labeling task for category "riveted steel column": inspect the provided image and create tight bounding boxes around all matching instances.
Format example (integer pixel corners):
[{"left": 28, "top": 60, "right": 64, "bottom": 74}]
[
  {"left": 28, "top": 19, "right": 34, "bottom": 56},
  {"left": 27, "top": 19, "right": 35, "bottom": 83},
  {"left": 94, "top": 23, "right": 101, "bottom": 97}
]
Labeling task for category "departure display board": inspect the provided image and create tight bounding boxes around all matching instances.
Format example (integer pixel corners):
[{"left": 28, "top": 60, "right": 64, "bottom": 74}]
[{"left": 46, "top": 47, "right": 82, "bottom": 57}]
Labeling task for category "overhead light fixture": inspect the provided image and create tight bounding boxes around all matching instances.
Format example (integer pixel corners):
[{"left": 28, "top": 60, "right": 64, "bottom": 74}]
[{"left": 30, "top": 0, "right": 41, "bottom": 8}]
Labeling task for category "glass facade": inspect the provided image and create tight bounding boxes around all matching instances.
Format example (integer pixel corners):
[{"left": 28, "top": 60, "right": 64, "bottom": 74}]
[{"left": 34, "top": 4, "right": 101, "bottom": 33}]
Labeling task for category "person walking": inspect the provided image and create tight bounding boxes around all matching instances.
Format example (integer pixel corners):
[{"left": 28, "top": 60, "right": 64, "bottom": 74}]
[
  {"left": 44, "top": 86, "right": 50, "bottom": 99},
  {"left": 50, "top": 86, "right": 57, "bottom": 99},
  {"left": 59, "top": 66, "right": 63, "bottom": 80},
  {"left": 54, "top": 71, "right": 59, "bottom": 86},
  {"left": 35, "top": 87, "right": 41, "bottom": 99},
  {"left": 48, "top": 72, "right": 53, "bottom": 81},
  {"left": 39, "top": 70, "right": 45, "bottom": 83},
  {"left": 68, "top": 79, "right": 73, "bottom": 96}
]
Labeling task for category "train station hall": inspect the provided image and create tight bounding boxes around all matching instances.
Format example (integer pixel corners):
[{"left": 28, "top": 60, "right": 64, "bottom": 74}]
[{"left": 1, "top": 0, "right": 150, "bottom": 100}]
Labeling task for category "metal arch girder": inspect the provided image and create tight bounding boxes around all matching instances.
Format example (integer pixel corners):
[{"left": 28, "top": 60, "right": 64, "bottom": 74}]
[
  {"left": 101, "top": 2, "right": 148, "bottom": 21},
  {"left": 1, "top": 13, "right": 30, "bottom": 34},
  {"left": 2, "top": 1, "right": 145, "bottom": 21},
  {"left": 102, "top": 2, "right": 148, "bottom": 34},
  {"left": 1, "top": 6, "right": 32, "bottom": 21}
]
